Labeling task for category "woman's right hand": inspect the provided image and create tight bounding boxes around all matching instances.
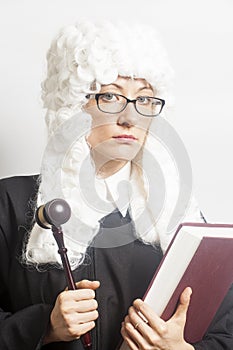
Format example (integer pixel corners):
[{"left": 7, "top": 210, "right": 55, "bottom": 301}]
[{"left": 44, "top": 279, "right": 100, "bottom": 344}]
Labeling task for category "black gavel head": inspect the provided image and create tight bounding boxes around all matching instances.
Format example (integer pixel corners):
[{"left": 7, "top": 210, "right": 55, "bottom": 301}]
[{"left": 36, "top": 198, "right": 71, "bottom": 229}]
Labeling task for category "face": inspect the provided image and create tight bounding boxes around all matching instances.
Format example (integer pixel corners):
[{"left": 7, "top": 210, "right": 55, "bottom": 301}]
[{"left": 84, "top": 76, "right": 154, "bottom": 174}]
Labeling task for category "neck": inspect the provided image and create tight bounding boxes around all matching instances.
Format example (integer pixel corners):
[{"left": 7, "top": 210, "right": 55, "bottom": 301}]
[{"left": 90, "top": 149, "right": 128, "bottom": 179}]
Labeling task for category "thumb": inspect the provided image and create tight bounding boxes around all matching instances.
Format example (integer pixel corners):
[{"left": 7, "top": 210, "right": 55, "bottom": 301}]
[
  {"left": 172, "top": 287, "right": 192, "bottom": 323},
  {"left": 75, "top": 279, "right": 100, "bottom": 290}
]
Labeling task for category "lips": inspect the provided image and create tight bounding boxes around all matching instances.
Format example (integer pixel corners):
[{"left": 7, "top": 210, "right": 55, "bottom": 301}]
[{"left": 113, "top": 134, "right": 137, "bottom": 140}]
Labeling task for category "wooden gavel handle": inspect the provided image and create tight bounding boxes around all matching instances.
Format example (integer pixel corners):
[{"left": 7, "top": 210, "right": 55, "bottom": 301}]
[{"left": 52, "top": 226, "right": 92, "bottom": 349}]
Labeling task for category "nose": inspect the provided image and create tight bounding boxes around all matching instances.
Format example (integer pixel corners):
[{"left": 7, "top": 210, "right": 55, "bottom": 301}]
[{"left": 116, "top": 102, "right": 138, "bottom": 127}]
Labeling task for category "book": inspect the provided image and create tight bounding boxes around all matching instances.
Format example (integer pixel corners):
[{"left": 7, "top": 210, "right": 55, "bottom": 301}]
[{"left": 119, "top": 222, "right": 233, "bottom": 349}]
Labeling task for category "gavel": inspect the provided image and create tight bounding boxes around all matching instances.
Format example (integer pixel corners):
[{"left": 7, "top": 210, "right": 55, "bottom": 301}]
[{"left": 35, "top": 198, "right": 92, "bottom": 349}]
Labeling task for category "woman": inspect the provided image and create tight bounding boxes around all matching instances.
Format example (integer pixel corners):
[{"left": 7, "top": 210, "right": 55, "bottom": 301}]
[{"left": 0, "top": 20, "right": 232, "bottom": 350}]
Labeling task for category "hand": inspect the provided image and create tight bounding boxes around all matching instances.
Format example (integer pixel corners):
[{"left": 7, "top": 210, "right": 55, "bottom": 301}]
[
  {"left": 121, "top": 287, "right": 195, "bottom": 350},
  {"left": 44, "top": 279, "right": 100, "bottom": 344}
]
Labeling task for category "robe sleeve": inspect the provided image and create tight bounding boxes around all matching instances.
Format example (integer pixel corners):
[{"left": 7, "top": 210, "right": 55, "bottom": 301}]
[
  {"left": 0, "top": 177, "right": 53, "bottom": 350},
  {"left": 0, "top": 303, "right": 53, "bottom": 350}
]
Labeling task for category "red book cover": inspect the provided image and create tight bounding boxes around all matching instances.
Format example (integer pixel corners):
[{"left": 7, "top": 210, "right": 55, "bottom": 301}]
[
  {"left": 161, "top": 236, "right": 233, "bottom": 342},
  {"left": 143, "top": 222, "right": 233, "bottom": 344}
]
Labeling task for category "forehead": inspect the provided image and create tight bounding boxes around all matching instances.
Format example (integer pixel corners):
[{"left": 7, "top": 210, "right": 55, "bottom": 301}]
[{"left": 100, "top": 76, "right": 153, "bottom": 91}]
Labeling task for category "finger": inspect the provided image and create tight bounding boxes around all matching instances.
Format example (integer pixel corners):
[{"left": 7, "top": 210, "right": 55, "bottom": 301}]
[
  {"left": 76, "top": 280, "right": 100, "bottom": 290},
  {"left": 121, "top": 324, "right": 139, "bottom": 350},
  {"left": 128, "top": 305, "right": 150, "bottom": 334},
  {"left": 133, "top": 299, "right": 166, "bottom": 336},
  {"left": 64, "top": 280, "right": 100, "bottom": 292},
  {"left": 172, "top": 287, "right": 192, "bottom": 322},
  {"left": 77, "top": 320, "right": 96, "bottom": 334},
  {"left": 67, "top": 320, "right": 96, "bottom": 339},
  {"left": 74, "top": 309, "right": 99, "bottom": 324},
  {"left": 76, "top": 320, "right": 96, "bottom": 335},
  {"left": 57, "top": 289, "right": 97, "bottom": 312},
  {"left": 63, "top": 289, "right": 96, "bottom": 301},
  {"left": 74, "top": 299, "right": 98, "bottom": 313},
  {"left": 127, "top": 306, "right": 163, "bottom": 346},
  {"left": 122, "top": 315, "right": 153, "bottom": 349}
]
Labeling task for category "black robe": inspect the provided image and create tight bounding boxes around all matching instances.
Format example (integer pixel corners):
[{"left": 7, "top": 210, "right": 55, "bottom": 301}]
[{"left": 0, "top": 176, "right": 233, "bottom": 350}]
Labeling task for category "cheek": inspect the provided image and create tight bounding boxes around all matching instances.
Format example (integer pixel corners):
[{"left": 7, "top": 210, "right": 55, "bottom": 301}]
[
  {"left": 138, "top": 128, "right": 148, "bottom": 142},
  {"left": 88, "top": 124, "right": 114, "bottom": 148},
  {"left": 137, "top": 120, "right": 151, "bottom": 143}
]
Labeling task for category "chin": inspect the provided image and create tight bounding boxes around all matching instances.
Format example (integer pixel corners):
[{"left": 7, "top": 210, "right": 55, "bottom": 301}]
[
  {"left": 107, "top": 144, "right": 142, "bottom": 161},
  {"left": 91, "top": 139, "right": 143, "bottom": 164}
]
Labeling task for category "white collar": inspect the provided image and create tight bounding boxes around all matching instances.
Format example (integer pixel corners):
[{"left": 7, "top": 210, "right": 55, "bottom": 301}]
[{"left": 95, "top": 162, "right": 131, "bottom": 217}]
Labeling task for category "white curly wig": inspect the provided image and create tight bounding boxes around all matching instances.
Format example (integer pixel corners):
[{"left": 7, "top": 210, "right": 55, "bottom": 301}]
[
  {"left": 41, "top": 19, "right": 174, "bottom": 134},
  {"left": 24, "top": 20, "right": 203, "bottom": 270}
]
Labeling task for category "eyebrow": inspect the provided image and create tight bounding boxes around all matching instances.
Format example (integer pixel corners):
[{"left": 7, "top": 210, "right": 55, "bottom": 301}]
[
  {"left": 138, "top": 86, "right": 153, "bottom": 92},
  {"left": 102, "top": 83, "right": 123, "bottom": 89},
  {"left": 102, "top": 83, "right": 153, "bottom": 92}
]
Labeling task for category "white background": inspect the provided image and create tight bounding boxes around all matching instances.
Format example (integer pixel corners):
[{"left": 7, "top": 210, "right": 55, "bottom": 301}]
[{"left": 0, "top": 0, "right": 232, "bottom": 222}]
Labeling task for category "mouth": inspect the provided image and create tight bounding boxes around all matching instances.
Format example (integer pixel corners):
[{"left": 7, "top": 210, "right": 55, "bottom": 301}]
[{"left": 112, "top": 134, "right": 138, "bottom": 141}]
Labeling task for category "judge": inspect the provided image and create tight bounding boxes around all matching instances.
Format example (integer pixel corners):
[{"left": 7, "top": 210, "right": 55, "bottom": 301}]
[{"left": 0, "top": 20, "right": 232, "bottom": 350}]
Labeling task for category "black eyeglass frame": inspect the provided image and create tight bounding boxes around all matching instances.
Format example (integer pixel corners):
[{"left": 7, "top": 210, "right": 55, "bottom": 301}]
[{"left": 86, "top": 93, "right": 165, "bottom": 117}]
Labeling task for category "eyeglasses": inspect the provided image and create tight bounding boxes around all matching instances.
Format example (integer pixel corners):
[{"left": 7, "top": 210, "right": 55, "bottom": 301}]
[{"left": 86, "top": 93, "right": 165, "bottom": 117}]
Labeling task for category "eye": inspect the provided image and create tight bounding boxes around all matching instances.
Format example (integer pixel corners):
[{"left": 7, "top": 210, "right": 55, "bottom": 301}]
[
  {"left": 100, "top": 93, "right": 118, "bottom": 102},
  {"left": 136, "top": 96, "right": 151, "bottom": 105}
]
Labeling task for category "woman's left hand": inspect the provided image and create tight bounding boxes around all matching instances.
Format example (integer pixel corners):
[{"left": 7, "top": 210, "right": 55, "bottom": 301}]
[{"left": 121, "top": 287, "right": 194, "bottom": 350}]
